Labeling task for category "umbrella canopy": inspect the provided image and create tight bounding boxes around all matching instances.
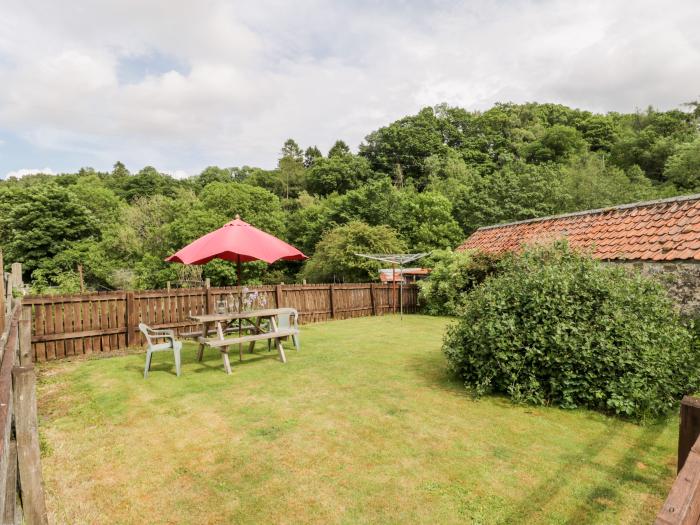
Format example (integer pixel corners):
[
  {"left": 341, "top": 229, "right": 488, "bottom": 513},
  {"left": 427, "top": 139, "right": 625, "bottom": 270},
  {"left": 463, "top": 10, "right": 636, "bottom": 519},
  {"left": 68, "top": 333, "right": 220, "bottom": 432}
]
[{"left": 166, "top": 215, "right": 307, "bottom": 266}]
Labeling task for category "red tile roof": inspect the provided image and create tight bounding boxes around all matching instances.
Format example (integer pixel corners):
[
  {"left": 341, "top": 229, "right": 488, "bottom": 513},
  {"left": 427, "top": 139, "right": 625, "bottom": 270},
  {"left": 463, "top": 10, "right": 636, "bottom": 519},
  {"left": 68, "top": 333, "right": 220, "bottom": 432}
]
[{"left": 457, "top": 194, "right": 700, "bottom": 262}]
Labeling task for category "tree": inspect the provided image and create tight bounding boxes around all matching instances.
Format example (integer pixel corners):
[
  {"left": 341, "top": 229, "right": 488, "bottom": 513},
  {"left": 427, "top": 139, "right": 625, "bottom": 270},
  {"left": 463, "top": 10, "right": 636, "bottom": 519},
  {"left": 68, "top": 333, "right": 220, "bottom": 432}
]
[
  {"left": 122, "top": 166, "right": 179, "bottom": 202},
  {"left": 122, "top": 194, "right": 179, "bottom": 258},
  {"left": 69, "top": 175, "right": 126, "bottom": 228},
  {"left": 328, "top": 140, "right": 351, "bottom": 158},
  {"left": 199, "top": 182, "right": 286, "bottom": 236},
  {"left": 560, "top": 153, "right": 658, "bottom": 212},
  {"left": 305, "top": 154, "right": 378, "bottom": 196},
  {"left": 610, "top": 128, "right": 677, "bottom": 181},
  {"left": 278, "top": 139, "right": 306, "bottom": 199},
  {"left": 663, "top": 138, "right": 700, "bottom": 190},
  {"left": 304, "top": 146, "right": 323, "bottom": 167},
  {"left": 196, "top": 166, "right": 235, "bottom": 188},
  {"left": 287, "top": 194, "right": 340, "bottom": 256},
  {"left": 610, "top": 108, "right": 696, "bottom": 180},
  {"left": 330, "top": 178, "right": 398, "bottom": 228},
  {"left": 393, "top": 189, "right": 463, "bottom": 251},
  {"left": 0, "top": 183, "right": 98, "bottom": 275},
  {"left": 243, "top": 168, "right": 286, "bottom": 197},
  {"left": 428, "top": 160, "right": 565, "bottom": 234},
  {"left": 418, "top": 249, "right": 501, "bottom": 315},
  {"left": 359, "top": 107, "right": 448, "bottom": 187},
  {"left": 524, "top": 125, "right": 587, "bottom": 163},
  {"left": 301, "top": 221, "right": 406, "bottom": 283},
  {"left": 280, "top": 139, "right": 303, "bottom": 161},
  {"left": 578, "top": 114, "right": 619, "bottom": 153}
]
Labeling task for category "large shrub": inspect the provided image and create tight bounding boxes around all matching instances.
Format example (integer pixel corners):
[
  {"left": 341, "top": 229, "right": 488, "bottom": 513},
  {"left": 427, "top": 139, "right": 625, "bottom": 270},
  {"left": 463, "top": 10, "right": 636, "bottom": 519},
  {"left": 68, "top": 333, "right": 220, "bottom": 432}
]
[
  {"left": 442, "top": 242, "right": 699, "bottom": 419},
  {"left": 419, "top": 249, "right": 501, "bottom": 315}
]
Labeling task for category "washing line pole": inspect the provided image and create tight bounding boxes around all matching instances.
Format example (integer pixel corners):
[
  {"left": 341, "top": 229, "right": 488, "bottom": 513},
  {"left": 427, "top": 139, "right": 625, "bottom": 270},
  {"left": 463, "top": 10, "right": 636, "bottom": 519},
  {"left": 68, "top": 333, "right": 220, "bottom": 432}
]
[
  {"left": 399, "top": 260, "right": 404, "bottom": 320},
  {"left": 354, "top": 253, "right": 430, "bottom": 320},
  {"left": 392, "top": 262, "right": 396, "bottom": 314}
]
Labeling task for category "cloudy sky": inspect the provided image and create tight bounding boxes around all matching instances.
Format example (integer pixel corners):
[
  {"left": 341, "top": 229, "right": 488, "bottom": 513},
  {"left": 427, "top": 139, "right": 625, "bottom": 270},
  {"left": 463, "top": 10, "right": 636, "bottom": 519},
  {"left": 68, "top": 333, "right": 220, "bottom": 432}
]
[{"left": 1, "top": 0, "right": 699, "bottom": 178}]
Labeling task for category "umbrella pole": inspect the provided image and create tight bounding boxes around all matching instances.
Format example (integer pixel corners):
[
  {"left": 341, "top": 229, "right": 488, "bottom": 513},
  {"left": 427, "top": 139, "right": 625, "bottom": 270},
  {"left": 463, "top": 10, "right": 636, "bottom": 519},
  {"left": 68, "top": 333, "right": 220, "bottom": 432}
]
[{"left": 238, "top": 256, "right": 243, "bottom": 361}]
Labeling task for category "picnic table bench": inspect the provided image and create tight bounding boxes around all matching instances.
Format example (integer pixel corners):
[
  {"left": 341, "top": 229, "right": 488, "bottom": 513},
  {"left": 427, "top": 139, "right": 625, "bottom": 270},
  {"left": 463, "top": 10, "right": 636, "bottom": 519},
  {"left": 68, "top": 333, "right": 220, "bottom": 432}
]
[{"left": 188, "top": 308, "right": 299, "bottom": 374}]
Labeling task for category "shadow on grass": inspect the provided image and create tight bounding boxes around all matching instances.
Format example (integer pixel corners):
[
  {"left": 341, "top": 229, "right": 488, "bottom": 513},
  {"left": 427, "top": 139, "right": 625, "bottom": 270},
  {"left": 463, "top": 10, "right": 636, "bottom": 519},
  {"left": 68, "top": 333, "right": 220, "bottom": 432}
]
[
  {"left": 563, "top": 423, "right": 669, "bottom": 525},
  {"left": 403, "top": 352, "right": 470, "bottom": 397},
  {"left": 404, "top": 350, "right": 671, "bottom": 523},
  {"left": 499, "top": 421, "right": 624, "bottom": 523}
]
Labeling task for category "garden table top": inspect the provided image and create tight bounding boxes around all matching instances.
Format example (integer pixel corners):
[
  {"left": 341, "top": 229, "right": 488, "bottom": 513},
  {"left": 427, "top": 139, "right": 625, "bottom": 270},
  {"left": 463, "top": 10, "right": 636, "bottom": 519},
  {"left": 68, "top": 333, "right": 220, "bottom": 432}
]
[{"left": 189, "top": 308, "right": 291, "bottom": 323}]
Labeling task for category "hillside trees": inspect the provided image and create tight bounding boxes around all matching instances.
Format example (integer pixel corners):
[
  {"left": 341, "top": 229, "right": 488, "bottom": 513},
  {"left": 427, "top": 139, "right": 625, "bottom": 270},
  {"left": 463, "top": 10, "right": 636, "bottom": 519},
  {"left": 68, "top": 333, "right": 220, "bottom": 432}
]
[
  {"left": 2, "top": 101, "right": 699, "bottom": 291},
  {"left": 0, "top": 182, "right": 100, "bottom": 288},
  {"left": 663, "top": 138, "right": 700, "bottom": 191}
]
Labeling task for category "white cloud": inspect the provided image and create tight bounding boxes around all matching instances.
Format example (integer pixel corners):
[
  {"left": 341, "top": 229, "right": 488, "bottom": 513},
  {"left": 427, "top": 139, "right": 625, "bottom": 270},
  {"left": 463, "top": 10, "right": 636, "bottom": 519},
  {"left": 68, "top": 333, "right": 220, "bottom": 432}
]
[
  {"left": 0, "top": 0, "right": 699, "bottom": 174},
  {"left": 5, "top": 167, "right": 55, "bottom": 179}
]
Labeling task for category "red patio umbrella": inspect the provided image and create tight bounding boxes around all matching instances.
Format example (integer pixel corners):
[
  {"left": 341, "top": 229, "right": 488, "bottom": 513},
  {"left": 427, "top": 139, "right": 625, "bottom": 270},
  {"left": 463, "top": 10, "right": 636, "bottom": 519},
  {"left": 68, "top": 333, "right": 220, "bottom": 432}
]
[{"left": 166, "top": 215, "right": 307, "bottom": 285}]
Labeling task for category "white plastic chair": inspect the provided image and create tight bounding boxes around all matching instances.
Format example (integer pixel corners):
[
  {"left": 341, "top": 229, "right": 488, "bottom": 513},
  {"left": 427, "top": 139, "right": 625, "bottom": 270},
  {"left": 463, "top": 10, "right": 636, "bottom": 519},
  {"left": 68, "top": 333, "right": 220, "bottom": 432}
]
[
  {"left": 139, "top": 323, "right": 182, "bottom": 378},
  {"left": 276, "top": 308, "right": 300, "bottom": 351}
]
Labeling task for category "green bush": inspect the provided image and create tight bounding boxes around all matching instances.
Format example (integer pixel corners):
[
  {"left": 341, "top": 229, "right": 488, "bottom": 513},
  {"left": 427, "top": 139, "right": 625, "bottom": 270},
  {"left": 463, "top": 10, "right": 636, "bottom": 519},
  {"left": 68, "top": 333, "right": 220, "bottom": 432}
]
[
  {"left": 418, "top": 249, "right": 500, "bottom": 315},
  {"left": 442, "top": 242, "right": 699, "bottom": 420}
]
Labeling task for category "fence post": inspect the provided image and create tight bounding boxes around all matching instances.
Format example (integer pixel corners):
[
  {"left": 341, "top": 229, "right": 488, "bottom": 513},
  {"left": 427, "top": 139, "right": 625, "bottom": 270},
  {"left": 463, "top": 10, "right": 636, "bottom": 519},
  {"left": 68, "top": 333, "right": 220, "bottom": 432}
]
[
  {"left": 329, "top": 285, "right": 335, "bottom": 319},
  {"left": 3, "top": 439, "right": 19, "bottom": 524},
  {"left": 370, "top": 284, "right": 377, "bottom": 316},
  {"left": 0, "top": 249, "right": 5, "bottom": 336},
  {"left": 125, "top": 292, "right": 138, "bottom": 347},
  {"left": 678, "top": 396, "right": 700, "bottom": 473},
  {"left": 19, "top": 305, "right": 32, "bottom": 366},
  {"left": 12, "top": 366, "right": 49, "bottom": 525},
  {"left": 10, "top": 264, "right": 22, "bottom": 292},
  {"left": 275, "top": 285, "right": 284, "bottom": 308}
]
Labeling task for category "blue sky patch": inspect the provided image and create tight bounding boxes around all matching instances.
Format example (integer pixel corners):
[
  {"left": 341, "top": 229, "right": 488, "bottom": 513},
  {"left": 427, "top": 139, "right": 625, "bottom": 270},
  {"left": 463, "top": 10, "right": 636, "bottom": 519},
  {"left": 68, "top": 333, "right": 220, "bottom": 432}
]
[{"left": 116, "top": 51, "right": 189, "bottom": 85}]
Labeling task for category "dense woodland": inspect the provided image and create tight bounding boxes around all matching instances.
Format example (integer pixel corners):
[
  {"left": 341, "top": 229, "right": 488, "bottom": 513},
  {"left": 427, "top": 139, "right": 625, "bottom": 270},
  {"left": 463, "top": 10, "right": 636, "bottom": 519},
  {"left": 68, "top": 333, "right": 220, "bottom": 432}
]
[{"left": 2, "top": 101, "right": 700, "bottom": 292}]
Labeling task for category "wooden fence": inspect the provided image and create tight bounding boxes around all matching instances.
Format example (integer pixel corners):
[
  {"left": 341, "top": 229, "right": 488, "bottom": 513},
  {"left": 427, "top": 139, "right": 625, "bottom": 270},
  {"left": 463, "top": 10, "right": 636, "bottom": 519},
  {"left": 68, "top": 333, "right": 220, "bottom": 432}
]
[
  {"left": 0, "top": 296, "right": 48, "bottom": 524},
  {"left": 656, "top": 396, "right": 700, "bottom": 524},
  {"left": 22, "top": 283, "right": 420, "bottom": 362}
]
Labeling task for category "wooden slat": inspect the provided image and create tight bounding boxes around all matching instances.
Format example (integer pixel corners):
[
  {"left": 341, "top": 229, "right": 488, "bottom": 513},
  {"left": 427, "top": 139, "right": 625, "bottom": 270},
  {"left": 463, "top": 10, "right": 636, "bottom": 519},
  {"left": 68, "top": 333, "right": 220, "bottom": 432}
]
[
  {"left": 64, "top": 302, "right": 75, "bottom": 356},
  {"left": 91, "top": 300, "right": 101, "bottom": 353},
  {"left": 22, "top": 292, "right": 125, "bottom": 305},
  {"left": 2, "top": 439, "right": 19, "bottom": 525},
  {"left": 54, "top": 304, "right": 65, "bottom": 359},
  {"left": 109, "top": 299, "right": 119, "bottom": 351},
  {"left": 204, "top": 328, "right": 297, "bottom": 348},
  {"left": 116, "top": 299, "right": 126, "bottom": 349},
  {"left": 72, "top": 301, "right": 83, "bottom": 355},
  {"left": 13, "top": 366, "right": 49, "bottom": 525},
  {"left": 33, "top": 305, "right": 46, "bottom": 363},
  {"left": 82, "top": 300, "right": 92, "bottom": 355},
  {"left": 31, "top": 327, "right": 127, "bottom": 343},
  {"left": 99, "top": 300, "right": 110, "bottom": 352},
  {"left": 151, "top": 297, "right": 158, "bottom": 328},
  {"left": 656, "top": 438, "right": 700, "bottom": 524},
  {"left": 44, "top": 304, "right": 55, "bottom": 361}
]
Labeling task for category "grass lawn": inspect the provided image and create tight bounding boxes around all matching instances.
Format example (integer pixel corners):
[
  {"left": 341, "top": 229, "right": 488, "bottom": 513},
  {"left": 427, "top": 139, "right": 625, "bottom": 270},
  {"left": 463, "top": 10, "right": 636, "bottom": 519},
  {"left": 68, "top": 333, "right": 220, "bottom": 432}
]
[{"left": 37, "top": 315, "right": 677, "bottom": 524}]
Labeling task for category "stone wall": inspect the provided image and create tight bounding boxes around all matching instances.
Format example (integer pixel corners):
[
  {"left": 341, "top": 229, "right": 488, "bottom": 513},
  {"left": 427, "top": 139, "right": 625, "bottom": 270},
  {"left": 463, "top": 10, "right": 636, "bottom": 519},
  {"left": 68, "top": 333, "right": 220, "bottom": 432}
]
[{"left": 611, "top": 261, "right": 700, "bottom": 317}]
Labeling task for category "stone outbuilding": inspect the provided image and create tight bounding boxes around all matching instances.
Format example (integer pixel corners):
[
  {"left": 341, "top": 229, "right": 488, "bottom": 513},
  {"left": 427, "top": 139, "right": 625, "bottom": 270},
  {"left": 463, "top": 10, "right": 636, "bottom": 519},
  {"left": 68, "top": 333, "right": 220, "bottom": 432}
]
[{"left": 458, "top": 194, "right": 700, "bottom": 315}]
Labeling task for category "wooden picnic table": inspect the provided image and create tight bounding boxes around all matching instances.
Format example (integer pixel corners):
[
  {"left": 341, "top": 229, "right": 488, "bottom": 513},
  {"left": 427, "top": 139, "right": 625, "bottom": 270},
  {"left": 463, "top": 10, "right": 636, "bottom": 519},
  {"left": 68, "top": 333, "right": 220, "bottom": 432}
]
[{"left": 189, "top": 309, "right": 293, "bottom": 374}]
